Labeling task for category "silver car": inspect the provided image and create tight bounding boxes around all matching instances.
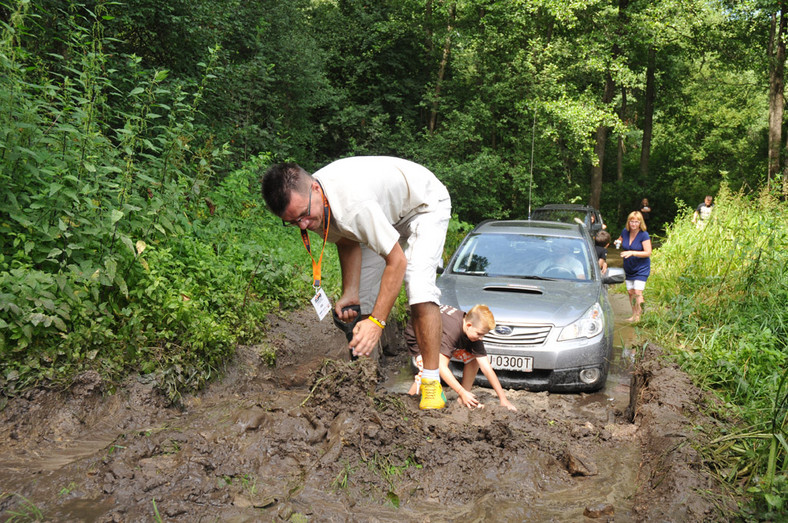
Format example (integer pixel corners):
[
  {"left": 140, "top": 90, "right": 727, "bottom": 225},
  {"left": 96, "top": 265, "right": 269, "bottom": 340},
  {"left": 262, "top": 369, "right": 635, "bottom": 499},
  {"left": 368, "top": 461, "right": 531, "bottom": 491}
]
[{"left": 437, "top": 220, "right": 625, "bottom": 392}]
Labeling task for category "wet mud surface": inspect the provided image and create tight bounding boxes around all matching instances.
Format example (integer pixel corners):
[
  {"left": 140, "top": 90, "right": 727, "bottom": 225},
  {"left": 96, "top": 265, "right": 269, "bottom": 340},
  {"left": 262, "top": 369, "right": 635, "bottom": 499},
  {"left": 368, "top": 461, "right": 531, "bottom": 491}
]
[{"left": 0, "top": 298, "right": 739, "bottom": 521}]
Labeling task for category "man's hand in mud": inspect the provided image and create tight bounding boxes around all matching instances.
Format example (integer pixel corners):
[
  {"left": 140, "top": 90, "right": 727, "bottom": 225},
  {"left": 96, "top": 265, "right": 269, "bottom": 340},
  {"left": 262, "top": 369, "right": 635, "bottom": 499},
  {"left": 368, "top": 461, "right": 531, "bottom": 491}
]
[
  {"left": 457, "top": 390, "right": 482, "bottom": 409},
  {"left": 349, "top": 319, "right": 383, "bottom": 357}
]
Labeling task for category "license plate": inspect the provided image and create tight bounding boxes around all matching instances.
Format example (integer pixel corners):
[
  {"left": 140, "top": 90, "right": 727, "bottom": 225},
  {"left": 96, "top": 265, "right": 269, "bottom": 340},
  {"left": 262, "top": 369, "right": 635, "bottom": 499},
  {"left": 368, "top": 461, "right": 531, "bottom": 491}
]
[{"left": 487, "top": 354, "right": 533, "bottom": 372}]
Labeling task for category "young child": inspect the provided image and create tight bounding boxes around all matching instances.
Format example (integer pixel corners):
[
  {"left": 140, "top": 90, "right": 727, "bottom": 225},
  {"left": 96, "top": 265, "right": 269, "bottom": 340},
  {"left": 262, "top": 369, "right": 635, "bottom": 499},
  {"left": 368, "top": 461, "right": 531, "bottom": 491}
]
[
  {"left": 404, "top": 304, "right": 517, "bottom": 411},
  {"left": 595, "top": 229, "right": 611, "bottom": 274}
]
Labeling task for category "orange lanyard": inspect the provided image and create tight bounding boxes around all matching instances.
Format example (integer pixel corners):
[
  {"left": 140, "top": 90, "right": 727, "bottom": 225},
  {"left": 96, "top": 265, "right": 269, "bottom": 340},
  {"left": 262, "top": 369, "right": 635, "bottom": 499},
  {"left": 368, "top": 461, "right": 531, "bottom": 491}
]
[{"left": 300, "top": 181, "right": 331, "bottom": 289}]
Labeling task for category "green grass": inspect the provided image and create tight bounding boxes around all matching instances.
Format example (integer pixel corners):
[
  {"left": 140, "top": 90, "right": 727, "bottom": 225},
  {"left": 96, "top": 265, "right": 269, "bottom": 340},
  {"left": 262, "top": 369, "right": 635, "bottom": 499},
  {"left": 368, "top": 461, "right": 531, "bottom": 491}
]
[{"left": 642, "top": 185, "right": 788, "bottom": 517}]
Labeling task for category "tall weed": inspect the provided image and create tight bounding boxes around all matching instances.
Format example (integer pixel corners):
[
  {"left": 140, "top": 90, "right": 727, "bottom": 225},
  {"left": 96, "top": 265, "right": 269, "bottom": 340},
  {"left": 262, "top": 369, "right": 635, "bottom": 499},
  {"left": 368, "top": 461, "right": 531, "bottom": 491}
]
[{"left": 645, "top": 185, "right": 788, "bottom": 515}]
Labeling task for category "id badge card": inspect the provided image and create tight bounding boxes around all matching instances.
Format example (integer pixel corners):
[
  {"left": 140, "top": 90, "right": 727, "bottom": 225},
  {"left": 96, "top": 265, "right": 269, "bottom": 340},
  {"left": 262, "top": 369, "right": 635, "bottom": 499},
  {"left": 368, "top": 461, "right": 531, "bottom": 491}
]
[{"left": 311, "top": 287, "right": 331, "bottom": 321}]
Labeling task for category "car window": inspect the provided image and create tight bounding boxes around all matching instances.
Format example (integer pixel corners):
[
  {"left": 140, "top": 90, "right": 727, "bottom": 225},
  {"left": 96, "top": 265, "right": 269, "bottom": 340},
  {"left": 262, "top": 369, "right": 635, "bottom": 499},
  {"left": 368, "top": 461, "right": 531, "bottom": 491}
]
[
  {"left": 531, "top": 209, "right": 589, "bottom": 227},
  {"left": 451, "top": 233, "right": 593, "bottom": 280}
]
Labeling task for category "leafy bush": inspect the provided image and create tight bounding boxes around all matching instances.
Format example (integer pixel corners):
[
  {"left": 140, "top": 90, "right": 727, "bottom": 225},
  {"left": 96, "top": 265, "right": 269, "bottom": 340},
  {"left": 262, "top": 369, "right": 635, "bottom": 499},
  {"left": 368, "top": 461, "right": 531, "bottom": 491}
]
[{"left": 0, "top": 8, "right": 338, "bottom": 401}]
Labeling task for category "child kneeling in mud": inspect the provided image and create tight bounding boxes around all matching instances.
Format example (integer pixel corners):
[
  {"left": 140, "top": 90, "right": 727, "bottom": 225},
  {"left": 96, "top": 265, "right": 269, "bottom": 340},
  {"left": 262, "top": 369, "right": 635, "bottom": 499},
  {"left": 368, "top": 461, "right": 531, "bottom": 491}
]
[{"left": 405, "top": 304, "right": 517, "bottom": 411}]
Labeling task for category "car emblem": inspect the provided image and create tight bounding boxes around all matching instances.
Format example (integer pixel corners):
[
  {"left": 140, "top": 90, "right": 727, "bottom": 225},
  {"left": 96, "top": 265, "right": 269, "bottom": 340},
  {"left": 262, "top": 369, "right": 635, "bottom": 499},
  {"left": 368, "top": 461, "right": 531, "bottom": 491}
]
[{"left": 494, "top": 325, "right": 513, "bottom": 336}]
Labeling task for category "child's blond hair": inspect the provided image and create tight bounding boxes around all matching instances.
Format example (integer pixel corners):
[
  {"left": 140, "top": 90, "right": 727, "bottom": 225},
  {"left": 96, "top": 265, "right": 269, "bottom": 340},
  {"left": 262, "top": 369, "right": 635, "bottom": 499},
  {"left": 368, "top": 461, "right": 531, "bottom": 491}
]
[{"left": 466, "top": 304, "right": 495, "bottom": 331}]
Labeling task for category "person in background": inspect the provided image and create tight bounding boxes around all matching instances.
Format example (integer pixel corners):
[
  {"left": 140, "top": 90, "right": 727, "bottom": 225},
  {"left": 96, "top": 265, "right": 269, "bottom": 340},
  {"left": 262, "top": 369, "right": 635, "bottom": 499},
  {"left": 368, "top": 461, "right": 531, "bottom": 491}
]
[
  {"left": 535, "top": 239, "right": 587, "bottom": 279},
  {"left": 595, "top": 229, "right": 611, "bottom": 274},
  {"left": 406, "top": 304, "right": 517, "bottom": 412},
  {"left": 639, "top": 198, "right": 651, "bottom": 223},
  {"left": 616, "top": 211, "right": 651, "bottom": 322},
  {"left": 262, "top": 157, "right": 451, "bottom": 410},
  {"left": 692, "top": 195, "right": 714, "bottom": 228}
]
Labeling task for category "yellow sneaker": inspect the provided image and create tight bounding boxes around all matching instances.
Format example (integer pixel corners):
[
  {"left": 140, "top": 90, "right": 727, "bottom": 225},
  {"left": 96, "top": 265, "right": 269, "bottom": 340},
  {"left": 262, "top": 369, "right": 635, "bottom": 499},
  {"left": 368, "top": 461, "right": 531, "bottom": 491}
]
[{"left": 419, "top": 378, "right": 446, "bottom": 410}]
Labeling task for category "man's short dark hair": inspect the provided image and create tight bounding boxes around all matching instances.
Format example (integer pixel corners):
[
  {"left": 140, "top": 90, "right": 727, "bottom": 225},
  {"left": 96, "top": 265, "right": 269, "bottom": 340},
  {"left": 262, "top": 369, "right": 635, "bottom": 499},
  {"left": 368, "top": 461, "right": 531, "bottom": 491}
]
[
  {"left": 261, "top": 162, "right": 310, "bottom": 216},
  {"left": 595, "top": 229, "right": 611, "bottom": 246}
]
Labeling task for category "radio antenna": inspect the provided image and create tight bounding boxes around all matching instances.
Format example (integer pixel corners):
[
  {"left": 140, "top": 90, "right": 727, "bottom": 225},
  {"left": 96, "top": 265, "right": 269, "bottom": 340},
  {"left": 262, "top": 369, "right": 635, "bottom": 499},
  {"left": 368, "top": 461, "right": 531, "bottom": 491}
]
[{"left": 528, "top": 102, "right": 537, "bottom": 219}]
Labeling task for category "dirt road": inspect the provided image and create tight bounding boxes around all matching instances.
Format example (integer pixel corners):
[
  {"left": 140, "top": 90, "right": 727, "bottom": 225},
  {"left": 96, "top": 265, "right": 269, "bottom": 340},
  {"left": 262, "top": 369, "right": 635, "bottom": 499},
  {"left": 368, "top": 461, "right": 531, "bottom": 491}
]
[{"left": 0, "top": 301, "right": 738, "bottom": 521}]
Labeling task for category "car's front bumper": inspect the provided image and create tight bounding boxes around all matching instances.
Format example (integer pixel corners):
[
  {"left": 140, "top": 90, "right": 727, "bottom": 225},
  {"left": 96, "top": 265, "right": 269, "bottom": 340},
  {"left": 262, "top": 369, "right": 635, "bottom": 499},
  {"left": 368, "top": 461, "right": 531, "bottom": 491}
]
[
  {"left": 451, "top": 362, "right": 608, "bottom": 392},
  {"left": 449, "top": 331, "right": 613, "bottom": 393}
]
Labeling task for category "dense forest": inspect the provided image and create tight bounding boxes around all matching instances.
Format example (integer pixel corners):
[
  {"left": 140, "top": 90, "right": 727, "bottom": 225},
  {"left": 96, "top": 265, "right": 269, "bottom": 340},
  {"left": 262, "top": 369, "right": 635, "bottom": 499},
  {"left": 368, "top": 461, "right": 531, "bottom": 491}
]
[
  {"left": 1, "top": 0, "right": 788, "bottom": 517},
  {"left": 4, "top": 0, "right": 783, "bottom": 226}
]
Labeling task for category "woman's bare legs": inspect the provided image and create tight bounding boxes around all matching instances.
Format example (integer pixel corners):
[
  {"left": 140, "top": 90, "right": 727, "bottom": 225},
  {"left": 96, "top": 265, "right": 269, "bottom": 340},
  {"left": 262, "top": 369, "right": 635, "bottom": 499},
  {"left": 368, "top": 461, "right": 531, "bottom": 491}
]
[{"left": 626, "top": 288, "right": 643, "bottom": 322}]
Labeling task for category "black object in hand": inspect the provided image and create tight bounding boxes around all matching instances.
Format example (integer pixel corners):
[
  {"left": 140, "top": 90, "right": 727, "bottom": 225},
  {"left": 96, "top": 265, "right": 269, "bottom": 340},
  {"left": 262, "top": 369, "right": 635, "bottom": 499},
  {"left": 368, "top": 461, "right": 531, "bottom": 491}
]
[{"left": 332, "top": 304, "right": 362, "bottom": 360}]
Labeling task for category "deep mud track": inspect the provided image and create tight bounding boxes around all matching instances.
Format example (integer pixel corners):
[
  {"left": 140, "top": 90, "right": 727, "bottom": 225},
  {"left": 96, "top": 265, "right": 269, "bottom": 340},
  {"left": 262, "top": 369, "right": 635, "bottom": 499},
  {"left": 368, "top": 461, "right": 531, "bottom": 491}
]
[{"left": 0, "top": 308, "right": 738, "bottom": 522}]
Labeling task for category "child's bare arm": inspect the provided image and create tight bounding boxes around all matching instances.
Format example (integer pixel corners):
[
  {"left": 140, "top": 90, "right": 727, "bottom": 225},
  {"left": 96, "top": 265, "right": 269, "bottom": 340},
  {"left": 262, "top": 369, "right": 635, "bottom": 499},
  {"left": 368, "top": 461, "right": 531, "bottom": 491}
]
[
  {"left": 477, "top": 356, "right": 517, "bottom": 411},
  {"left": 438, "top": 354, "right": 480, "bottom": 409}
]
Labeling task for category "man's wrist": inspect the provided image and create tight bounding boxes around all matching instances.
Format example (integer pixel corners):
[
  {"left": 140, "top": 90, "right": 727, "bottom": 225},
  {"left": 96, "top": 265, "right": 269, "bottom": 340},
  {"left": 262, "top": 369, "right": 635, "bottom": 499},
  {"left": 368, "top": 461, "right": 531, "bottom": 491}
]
[{"left": 368, "top": 315, "right": 386, "bottom": 329}]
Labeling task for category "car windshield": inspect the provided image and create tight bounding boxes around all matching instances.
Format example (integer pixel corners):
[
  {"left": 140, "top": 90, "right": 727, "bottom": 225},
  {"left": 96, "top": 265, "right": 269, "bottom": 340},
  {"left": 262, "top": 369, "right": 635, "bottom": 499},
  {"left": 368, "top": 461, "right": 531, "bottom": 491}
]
[{"left": 450, "top": 233, "right": 593, "bottom": 280}]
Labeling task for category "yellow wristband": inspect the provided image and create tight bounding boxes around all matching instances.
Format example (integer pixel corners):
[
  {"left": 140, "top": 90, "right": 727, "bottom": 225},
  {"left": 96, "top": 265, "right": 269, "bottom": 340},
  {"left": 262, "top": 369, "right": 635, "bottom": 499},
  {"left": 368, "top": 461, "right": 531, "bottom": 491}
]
[{"left": 368, "top": 315, "right": 386, "bottom": 329}]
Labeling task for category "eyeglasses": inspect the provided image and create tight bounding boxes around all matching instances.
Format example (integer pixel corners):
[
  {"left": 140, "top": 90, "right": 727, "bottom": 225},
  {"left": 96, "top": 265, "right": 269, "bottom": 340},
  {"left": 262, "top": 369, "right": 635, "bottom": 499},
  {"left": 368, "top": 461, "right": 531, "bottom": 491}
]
[{"left": 281, "top": 188, "right": 312, "bottom": 227}]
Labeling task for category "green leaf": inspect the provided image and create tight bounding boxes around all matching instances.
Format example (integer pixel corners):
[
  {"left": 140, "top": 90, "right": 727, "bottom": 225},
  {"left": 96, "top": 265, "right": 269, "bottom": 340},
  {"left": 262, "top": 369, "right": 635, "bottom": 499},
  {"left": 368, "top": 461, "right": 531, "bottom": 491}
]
[
  {"left": 764, "top": 493, "right": 783, "bottom": 509},
  {"left": 29, "top": 313, "right": 47, "bottom": 327},
  {"left": 53, "top": 317, "right": 67, "bottom": 331},
  {"left": 9, "top": 211, "right": 33, "bottom": 228},
  {"left": 111, "top": 209, "right": 124, "bottom": 224},
  {"left": 130, "top": 87, "right": 145, "bottom": 96},
  {"left": 104, "top": 258, "right": 117, "bottom": 281},
  {"left": 120, "top": 235, "right": 135, "bottom": 256},
  {"left": 115, "top": 273, "right": 129, "bottom": 298}
]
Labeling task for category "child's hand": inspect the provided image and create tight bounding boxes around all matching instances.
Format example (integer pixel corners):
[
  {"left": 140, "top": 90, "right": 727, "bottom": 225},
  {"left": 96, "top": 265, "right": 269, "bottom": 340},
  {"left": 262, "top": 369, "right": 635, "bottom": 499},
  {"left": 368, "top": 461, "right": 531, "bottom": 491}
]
[
  {"left": 407, "top": 380, "right": 419, "bottom": 396},
  {"left": 457, "top": 390, "right": 481, "bottom": 409},
  {"left": 500, "top": 398, "right": 517, "bottom": 412}
]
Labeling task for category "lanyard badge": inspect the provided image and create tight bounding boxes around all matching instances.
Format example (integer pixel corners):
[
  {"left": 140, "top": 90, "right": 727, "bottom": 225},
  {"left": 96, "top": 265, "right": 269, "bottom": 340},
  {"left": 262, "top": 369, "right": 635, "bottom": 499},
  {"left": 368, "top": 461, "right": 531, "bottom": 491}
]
[{"left": 301, "top": 183, "right": 332, "bottom": 320}]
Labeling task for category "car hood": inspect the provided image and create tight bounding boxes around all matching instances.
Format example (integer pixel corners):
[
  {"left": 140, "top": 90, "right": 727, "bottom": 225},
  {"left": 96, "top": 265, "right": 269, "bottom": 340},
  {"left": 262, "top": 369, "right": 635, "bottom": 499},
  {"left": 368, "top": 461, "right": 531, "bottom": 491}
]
[{"left": 437, "top": 274, "right": 599, "bottom": 327}]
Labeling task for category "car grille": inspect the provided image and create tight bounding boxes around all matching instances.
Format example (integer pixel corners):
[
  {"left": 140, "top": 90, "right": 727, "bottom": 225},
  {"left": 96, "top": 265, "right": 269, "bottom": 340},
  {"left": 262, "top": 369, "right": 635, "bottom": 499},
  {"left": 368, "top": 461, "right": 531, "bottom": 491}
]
[{"left": 485, "top": 324, "right": 551, "bottom": 346}]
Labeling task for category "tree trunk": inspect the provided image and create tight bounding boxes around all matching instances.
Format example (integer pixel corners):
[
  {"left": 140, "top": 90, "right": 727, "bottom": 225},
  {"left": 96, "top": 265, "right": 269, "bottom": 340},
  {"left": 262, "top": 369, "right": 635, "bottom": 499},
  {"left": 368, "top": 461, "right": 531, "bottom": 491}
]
[
  {"left": 769, "top": 7, "right": 786, "bottom": 188},
  {"left": 428, "top": 3, "right": 456, "bottom": 135},
  {"left": 617, "top": 85, "right": 627, "bottom": 218},
  {"left": 617, "top": 86, "right": 627, "bottom": 183},
  {"left": 590, "top": 73, "right": 615, "bottom": 209},
  {"left": 639, "top": 47, "right": 656, "bottom": 180},
  {"left": 616, "top": 0, "right": 628, "bottom": 186}
]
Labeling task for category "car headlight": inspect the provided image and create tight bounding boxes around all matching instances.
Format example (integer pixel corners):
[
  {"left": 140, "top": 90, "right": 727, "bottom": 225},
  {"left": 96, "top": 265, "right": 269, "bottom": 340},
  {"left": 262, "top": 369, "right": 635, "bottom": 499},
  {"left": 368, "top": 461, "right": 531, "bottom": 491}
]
[{"left": 558, "top": 303, "right": 604, "bottom": 341}]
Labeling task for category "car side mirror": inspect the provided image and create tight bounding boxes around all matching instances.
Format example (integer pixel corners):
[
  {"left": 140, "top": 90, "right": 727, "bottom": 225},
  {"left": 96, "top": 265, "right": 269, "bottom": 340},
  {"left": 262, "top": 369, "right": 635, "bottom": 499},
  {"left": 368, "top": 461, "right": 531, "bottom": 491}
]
[{"left": 602, "top": 267, "right": 625, "bottom": 285}]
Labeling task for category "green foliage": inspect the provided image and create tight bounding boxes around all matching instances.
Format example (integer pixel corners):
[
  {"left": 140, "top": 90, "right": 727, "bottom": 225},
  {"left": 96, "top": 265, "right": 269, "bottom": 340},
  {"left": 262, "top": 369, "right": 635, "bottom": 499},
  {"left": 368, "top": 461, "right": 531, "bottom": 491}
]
[
  {"left": 444, "top": 214, "right": 473, "bottom": 264},
  {"left": 0, "top": 7, "right": 337, "bottom": 401},
  {"left": 644, "top": 186, "right": 788, "bottom": 516}
]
